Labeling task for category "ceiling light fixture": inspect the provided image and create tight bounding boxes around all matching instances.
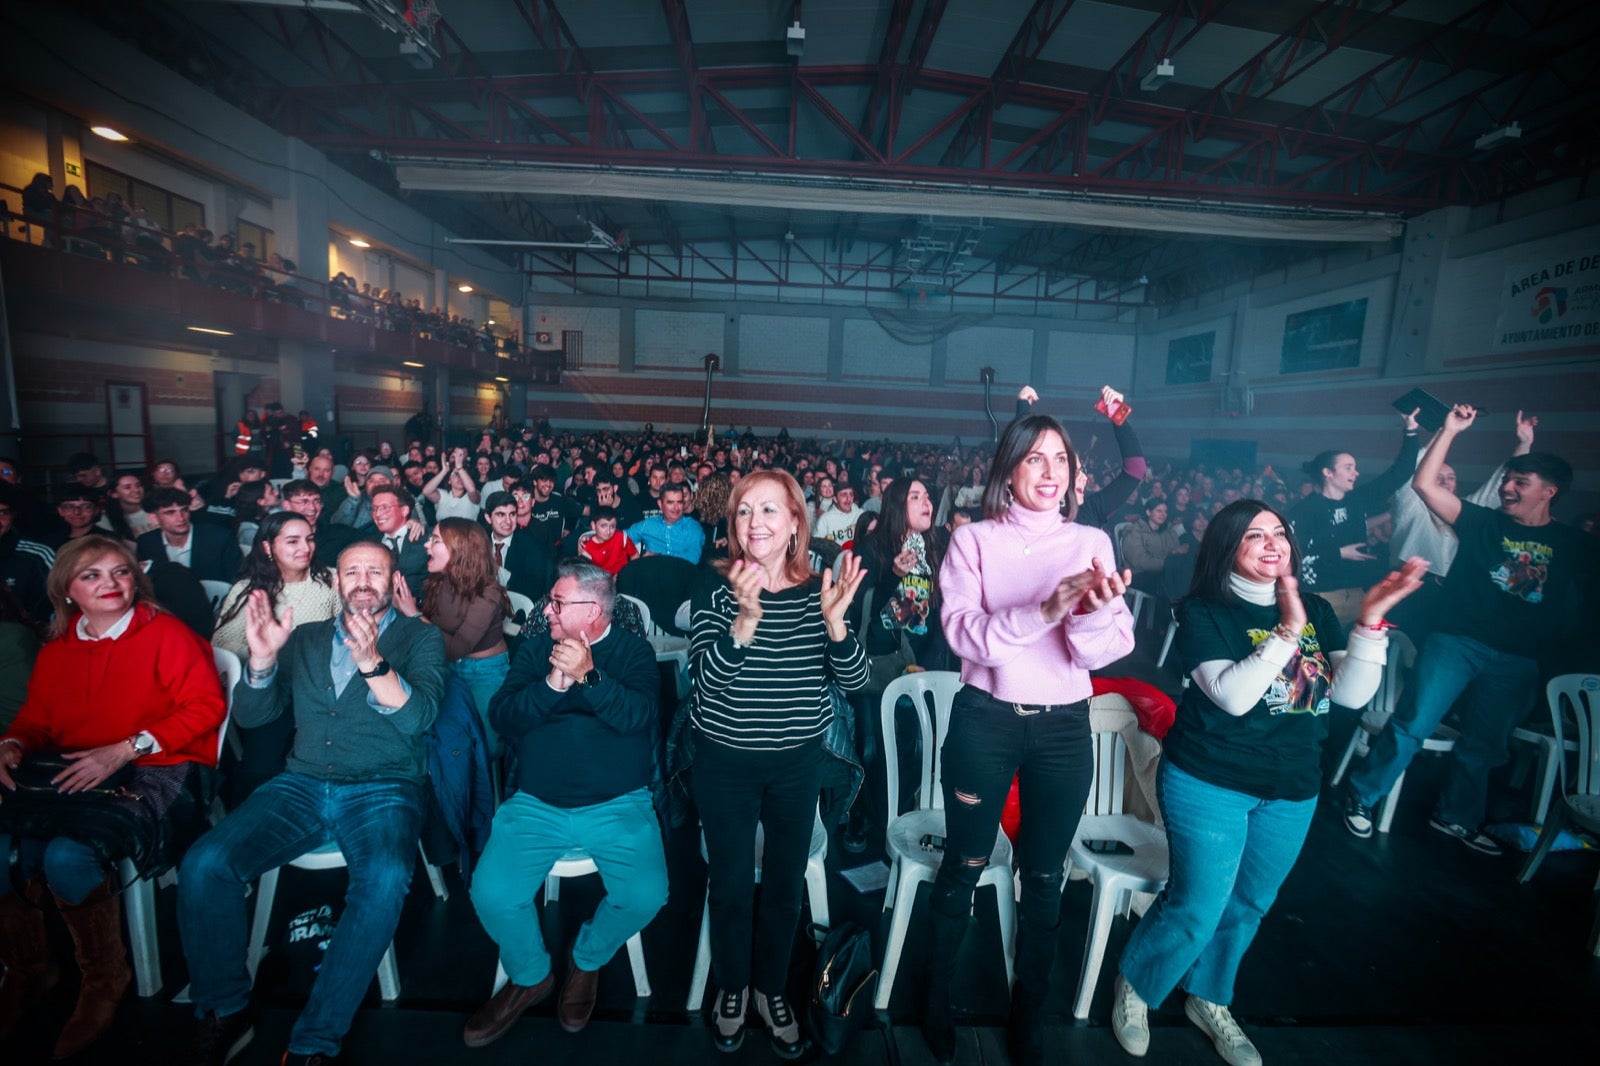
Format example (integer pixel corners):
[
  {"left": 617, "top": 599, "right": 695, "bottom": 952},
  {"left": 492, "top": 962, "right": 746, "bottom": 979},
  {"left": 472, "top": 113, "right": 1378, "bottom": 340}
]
[
  {"left": 1140, "top": 59, "right": 1176, "bottom": 92},
  {"left": 402, "top": 361, "right": 425, "bottom": 368},
  {"left": 494, "top": 376, "right": 510, "bottom": 383},
  {"left": 186, "top": 325, "right": 234, "bottom": 337},
  {"left": 457, "top": 283, "right": 474, "bottom": 293},
  {"left": 786, "top": 20, "right": 806, "bottom": 57},
  {"left": 486, "top": 318, "right": 496, "bottom": 326},
  {"left": 349, "top": 237, "right": 371, "bottom": 248},
  {"left": 90, "top": 125, "right": 129, "bottom": 142},
  {"left": 1474, "top": 122, "right": 1522, "bottom": 151}
]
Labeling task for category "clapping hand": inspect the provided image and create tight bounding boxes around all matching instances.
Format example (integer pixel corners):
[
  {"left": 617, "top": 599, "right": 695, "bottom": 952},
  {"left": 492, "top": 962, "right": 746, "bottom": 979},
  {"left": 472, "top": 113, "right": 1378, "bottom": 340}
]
[
  {"left": 549, "top": 632, "right": 594, "bottom": 687},
  {"left": 391, "top": 574, "right": 419, "bottom": 617},
  {"left": 344, "top": 474, "right": 361, "bottom": 498},
  {"left": 341, "top": 607, "right": 381, "bottom": 673},
  {"left": 1042, "top": 558, "right": 1130, "bottom": 622},
  {"left": 1276, "top": 573, "right": 1307, "bottom": 637},
  {"left": 1357, "top": 557, "right": 1428, "bottom": 625},
  {"left": 1339, "top": 543, "right": 1377, "bottom": 562},
  {"left": 820, "top": 552, "right": 866, "bottom": 631},
  {"left": 728, "top": 558, "right": 766, "bottom": 621},
  {"left": 244, "top": 588, "right": 293, "bottom": 671}
]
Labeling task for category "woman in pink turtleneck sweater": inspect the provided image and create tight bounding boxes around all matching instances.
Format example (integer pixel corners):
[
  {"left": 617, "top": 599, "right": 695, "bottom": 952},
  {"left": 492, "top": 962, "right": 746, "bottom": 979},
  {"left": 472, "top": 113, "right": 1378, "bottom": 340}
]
[{"left": 919, "top": 414, "right": 1135, "bottom": 1066}]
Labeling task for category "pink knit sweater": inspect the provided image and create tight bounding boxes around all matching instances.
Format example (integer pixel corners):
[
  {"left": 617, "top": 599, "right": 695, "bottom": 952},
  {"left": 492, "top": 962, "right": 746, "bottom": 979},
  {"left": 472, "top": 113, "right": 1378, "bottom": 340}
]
[{"left": 940, "top": 504, "right": 1135, "bottom": 704}]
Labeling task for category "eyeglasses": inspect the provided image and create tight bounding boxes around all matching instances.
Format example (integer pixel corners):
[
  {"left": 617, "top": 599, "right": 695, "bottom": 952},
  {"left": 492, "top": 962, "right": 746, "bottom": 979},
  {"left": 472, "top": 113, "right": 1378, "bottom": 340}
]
[
  {"left": 59, "top": 502, "right": 96, "bottom": 512},
  {"left": 546, "top": 597, "right": 597, "bottom": 612}
]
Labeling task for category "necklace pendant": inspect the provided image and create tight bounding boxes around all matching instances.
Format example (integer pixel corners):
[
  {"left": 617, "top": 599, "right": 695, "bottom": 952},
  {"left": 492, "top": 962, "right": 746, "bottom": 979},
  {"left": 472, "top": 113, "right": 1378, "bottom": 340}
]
[{"left": 1023, "top": 545, "right": 1031, "bottom": 555}]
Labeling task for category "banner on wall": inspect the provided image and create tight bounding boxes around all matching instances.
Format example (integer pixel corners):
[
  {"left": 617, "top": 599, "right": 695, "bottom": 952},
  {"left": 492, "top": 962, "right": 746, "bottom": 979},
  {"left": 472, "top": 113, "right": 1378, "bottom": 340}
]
[{"left": 1495, "top": 254, "right": 1600, "bottom": 351}]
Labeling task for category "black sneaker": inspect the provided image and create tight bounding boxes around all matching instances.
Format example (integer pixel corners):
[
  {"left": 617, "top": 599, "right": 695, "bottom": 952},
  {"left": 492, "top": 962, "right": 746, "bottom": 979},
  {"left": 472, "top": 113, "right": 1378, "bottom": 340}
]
[
  {"left": 1428, "top": 817, "right": 1502, "bottom": 855},
  {"left": 190, "top": 1006, "right": 254, "bottom": 1066},
  {"left": 1342, "top": 793, "right": 1375, "bottom": 839}
]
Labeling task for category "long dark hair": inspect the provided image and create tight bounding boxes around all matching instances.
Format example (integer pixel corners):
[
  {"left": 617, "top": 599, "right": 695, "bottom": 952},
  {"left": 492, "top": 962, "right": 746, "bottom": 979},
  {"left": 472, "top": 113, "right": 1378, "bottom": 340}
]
[
  {"left": 215, "top": 512, "right": 330, "bottom": 628},
  {"left": 1187, "top": 499, "right": 1302, "bottom": 604},
  {"left": 870, "top": 479, "right": 945, "bottom": 574},
  {"left": 232, "top": 480, "right": 275, "bottom": 528},
  {"left": 980, "top": 414, "right": 1079, "bottom": 522}
]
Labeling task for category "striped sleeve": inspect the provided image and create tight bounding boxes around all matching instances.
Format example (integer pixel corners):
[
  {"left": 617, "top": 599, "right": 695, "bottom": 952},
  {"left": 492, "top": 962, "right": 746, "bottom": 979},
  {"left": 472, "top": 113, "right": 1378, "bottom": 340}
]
[{"left": 689, "top": 578, "right": 864, "bottom": 750}]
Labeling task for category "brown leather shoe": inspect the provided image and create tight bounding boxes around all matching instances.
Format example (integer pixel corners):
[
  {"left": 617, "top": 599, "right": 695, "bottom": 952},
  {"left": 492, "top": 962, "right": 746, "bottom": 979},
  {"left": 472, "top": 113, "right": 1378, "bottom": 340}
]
[
  {"left": 558, "top": 950, "right": 600, "bottom": 1033},
  {"left": 462, "top": 973, "right": 554, "bottom": 1048}
]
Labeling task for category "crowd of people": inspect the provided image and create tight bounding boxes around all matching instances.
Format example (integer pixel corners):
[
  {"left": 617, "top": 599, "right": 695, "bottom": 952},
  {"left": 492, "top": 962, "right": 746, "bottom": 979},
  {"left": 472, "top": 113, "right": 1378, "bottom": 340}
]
[
  {"left": 0, "top": 386, "right": 1595, "bottom": 1066},
  {"left": 5, "top": 174, "right": 513, "bottom": 356}
]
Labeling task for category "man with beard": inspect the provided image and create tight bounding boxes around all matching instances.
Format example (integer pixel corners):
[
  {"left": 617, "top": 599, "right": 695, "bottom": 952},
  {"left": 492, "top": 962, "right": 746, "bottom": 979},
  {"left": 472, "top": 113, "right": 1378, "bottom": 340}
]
[{"left": 179, "top": 542, "right": 446, "bottom": 1065}]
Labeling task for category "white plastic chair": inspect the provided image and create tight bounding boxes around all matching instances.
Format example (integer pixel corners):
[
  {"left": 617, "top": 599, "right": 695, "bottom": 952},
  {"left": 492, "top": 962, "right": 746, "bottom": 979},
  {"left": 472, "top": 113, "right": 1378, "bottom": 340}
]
[
  {"left": 491, "top": 849, "right": 651, "bottom": 998},
  {"left": 1329, "top": 632, "right": 1454, "bottom": 833},
  {"left": 1065, "top": 727, "right": 1169, "bottom": 1019},
  {"left": 1124, "top": 588, "right": 1151, "bottom": 631},
  {"left": 123, "top": 647, "right": 241, "bottom": 997},
  {"left": 504, "top": 589, "right": 536, "bottom": 637},
  {"left": 686, "top": 806, "right": 829, "bottom": 1010},
  {"left": 874, "top": 671, "right": 1015, "bottom": 1011},
  {"left": 201, "top": 579, "right": 234, "bottom": 616},
  {"left": 1156, "top": 611, "right": 1178, "bottom": 670},
  {"left": 1509, "top": 674, "right": 1589, "bottom": 825},
  {"left": 1517, "top": 674, "right": 1600, "bottom": 955},
  {"left": 245, "top": 843, "right": 402, "bottom": 1001}
]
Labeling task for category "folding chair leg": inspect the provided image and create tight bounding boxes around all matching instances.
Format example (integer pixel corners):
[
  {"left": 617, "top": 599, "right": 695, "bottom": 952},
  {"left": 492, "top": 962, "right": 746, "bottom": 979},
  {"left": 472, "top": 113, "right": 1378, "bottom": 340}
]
[
  {"left": 685, "top": 892, "right": 712, "bottom": 1012},
  {"left": 1377, "top": 772, "right": 1404, "bottom": 834},
  {"left": 1518, "top": 800, "right": 1567, "bottom": 883},
  {"left": 624, "top": 932, "right": 652, "bottom": 997},
  {"left": 120, "top": 862, "right": 162, "bottom": 998},
  {"left": 873, "top": 868, "right": 920, "bottom": 1011},
  {"left": 1071, "top": 878, "right": 1120, "bottom": 1020}
]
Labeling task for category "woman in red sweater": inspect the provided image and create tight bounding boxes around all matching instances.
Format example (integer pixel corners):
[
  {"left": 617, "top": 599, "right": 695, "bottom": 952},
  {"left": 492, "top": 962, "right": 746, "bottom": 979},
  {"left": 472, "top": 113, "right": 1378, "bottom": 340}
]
[{"left": 0, "top": 535, "right": 225, "bottom": 1058}]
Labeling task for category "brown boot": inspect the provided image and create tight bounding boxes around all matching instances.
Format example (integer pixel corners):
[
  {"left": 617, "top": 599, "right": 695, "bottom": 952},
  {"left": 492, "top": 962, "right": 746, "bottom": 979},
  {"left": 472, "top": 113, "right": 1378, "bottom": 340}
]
[
  {"left": 557, "top": 950, "right": 600, "bottom": 1033},
  {"left": 51, "top": 881, "right": 131, "bottom": 1060},
  {"left": 0, "top": 876, "right": 60, "bottom": 1038},
  {"left": 462, "top": 972, "right": 554, "bottom": 1048}
]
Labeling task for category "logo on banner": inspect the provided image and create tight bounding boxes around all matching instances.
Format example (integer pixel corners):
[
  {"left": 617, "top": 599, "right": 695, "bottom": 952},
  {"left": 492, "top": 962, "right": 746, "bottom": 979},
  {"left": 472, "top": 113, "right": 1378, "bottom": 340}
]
[{"left": 1530, "top": 286, "right": 1568, "bottom": 325}]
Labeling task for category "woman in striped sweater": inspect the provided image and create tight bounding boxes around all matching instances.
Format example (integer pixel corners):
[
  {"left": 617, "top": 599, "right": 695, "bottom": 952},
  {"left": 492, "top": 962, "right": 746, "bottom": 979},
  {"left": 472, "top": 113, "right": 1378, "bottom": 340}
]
[{"left": 689, "top": 469, "right": 868, "bottom": 1060}]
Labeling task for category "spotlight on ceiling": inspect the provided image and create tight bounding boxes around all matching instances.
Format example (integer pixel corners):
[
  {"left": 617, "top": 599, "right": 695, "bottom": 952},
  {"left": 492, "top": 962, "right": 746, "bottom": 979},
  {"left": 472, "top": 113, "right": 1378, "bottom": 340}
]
[
  {"left": 1138, "top": 274, "right": 1150, "bottom": 286},
  {"left": 90, "top": 125, "right": 129, "bottom": 142},
  {"left": 786, "top": 20, "right": 806, "bottom": 57},
  {"left": 457, "top": 283, "right": 474, "bottom": 293},
  {"left": 349, "top": 237, "right": 371, "bottom": 249},
  {"left": 1474, "top": 122, "right": 1522, "bottom": 151},
  {"left": 1140, "top": 58, "right": 1176, "bottom": 92},
  {"left": 187, "top": 325, "right": 234, "bottom": 337}
]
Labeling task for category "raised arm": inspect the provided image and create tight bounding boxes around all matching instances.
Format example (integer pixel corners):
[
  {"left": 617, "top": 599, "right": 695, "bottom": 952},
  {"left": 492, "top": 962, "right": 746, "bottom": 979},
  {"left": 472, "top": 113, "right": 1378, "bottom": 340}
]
[{"left": 1413, "top": 404, "right": 1476, "bottom": 526}]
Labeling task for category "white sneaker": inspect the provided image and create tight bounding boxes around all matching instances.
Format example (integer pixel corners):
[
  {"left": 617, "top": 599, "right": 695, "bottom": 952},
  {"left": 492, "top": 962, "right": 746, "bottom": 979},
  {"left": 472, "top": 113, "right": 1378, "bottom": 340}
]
[
  {"left": 1110, "top": 973, "right": 1149, "bottom": 1057},
  {"left": 1184, "top": 995, "right": 1261, "bottom": 1066}
]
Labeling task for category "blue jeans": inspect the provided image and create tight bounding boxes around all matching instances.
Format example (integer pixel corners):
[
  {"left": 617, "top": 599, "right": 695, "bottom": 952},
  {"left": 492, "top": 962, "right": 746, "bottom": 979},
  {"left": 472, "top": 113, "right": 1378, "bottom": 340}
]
[
  {"left": 470, "top": 788, "right": 667, "bottom": 985},
  {"left": 1118, "top": 762, "right": 1315, "bottom": 1007},
  {"left": 178, "top": 772, "right": 424, "bottom": 1058},
  {"left": 0, "top": 835, "right": 105, "bottom": 904},
  {"left": 453, "top": 653, "right": 510, "bottom": 757},
  {"left": 1348, "top": 632, "right": 1538, "bottom": 829}
]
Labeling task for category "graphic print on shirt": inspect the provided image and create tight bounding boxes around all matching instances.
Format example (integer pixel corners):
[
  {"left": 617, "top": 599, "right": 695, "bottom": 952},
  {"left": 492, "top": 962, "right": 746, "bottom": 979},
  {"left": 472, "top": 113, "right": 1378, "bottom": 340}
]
[
  {"left": 1245, "top": 624, "right": 1332, "bottom": 716},
  {"left": 1487, "top": 535, "right": 1554, "bottom": 604},
  {"left": 884, "top": 572, "right": 933, "bottom": 636}
]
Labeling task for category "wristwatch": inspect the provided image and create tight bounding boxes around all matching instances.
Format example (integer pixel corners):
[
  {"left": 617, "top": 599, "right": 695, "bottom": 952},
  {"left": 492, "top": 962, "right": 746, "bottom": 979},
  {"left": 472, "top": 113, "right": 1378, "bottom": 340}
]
[
  {"left": 127, "top": 732, "right": 156, "bottom": 757},
  {"left": 581, "top": 667, "right": 602, "bottom": 687},
  {"left": 357, "top": 659, "right": 392, "bottom": 679}
]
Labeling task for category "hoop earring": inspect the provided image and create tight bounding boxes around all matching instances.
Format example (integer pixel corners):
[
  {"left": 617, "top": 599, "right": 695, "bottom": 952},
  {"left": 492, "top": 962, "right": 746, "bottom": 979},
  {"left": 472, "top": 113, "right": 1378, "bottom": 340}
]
[{"left": 788, "top": 533, "right": 798, "bottom": 556}]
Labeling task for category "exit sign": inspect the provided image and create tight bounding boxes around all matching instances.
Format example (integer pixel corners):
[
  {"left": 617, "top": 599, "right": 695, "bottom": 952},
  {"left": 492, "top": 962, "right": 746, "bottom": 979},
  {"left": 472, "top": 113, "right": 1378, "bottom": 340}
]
[{"left": 65, "top": 162, "right": 81, "bottom": 177}]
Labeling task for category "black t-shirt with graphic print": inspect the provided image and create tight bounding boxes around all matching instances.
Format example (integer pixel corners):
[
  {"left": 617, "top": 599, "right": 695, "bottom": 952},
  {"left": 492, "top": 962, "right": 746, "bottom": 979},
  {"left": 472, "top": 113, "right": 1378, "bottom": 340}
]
[
  {"left": 1165, "top": 593, "right": 1346, "bottom": 802},
  {"left": 1433, "top": 502, "right": 1593, "bottom": 665}
]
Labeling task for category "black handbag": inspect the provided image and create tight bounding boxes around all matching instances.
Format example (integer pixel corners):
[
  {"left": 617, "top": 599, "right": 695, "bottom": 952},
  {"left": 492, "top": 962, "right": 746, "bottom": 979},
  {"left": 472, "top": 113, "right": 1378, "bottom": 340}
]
[
  {"left": 805, "top": 921, "right": 879, "bottom": 1055},
  {"left": 0, "top": 754, "right": 166, "bottom": 892}
]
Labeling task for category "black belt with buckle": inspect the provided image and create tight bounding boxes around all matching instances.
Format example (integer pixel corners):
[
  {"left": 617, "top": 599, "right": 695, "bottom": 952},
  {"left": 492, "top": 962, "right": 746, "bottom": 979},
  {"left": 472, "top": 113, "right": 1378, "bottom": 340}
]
[{"left": 983, "top": 692, "right": 1088, "bottom": 717}]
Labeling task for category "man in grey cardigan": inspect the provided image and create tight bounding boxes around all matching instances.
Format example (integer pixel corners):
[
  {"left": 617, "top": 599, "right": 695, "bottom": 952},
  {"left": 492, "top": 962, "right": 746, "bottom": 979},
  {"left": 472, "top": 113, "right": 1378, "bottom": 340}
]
[{"left": 179, "top": 542, "right": 446, "bottom": 1066}]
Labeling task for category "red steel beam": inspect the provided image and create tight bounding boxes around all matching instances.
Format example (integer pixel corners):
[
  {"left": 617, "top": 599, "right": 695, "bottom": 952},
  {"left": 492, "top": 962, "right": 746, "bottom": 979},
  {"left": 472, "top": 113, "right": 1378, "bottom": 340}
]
[
  {"left": 856, "top": 0, "right": 916, "bottom": 153},
  {"left": 659, "top": 0, "right": 715, "bottom": 153},
  {"left": 938, "top": 0, "right": 1081, "bottom": 168}
]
